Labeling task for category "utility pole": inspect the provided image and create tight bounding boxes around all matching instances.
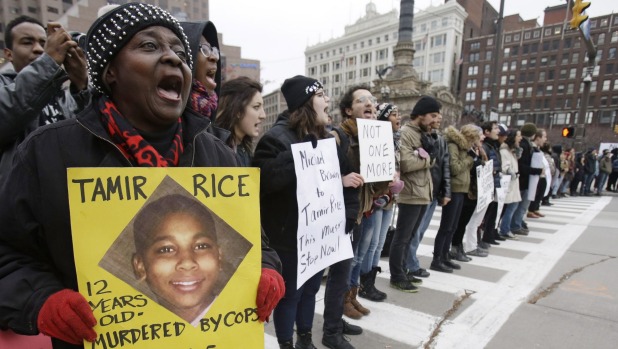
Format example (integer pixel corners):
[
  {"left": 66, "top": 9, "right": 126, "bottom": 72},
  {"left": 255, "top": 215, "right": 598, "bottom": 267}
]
[
  {"left": 570, "top": 0, "right": 596, "bottom": 149},
  {"left": 488, "top": 0, "right": 505, "bottom": 122}
]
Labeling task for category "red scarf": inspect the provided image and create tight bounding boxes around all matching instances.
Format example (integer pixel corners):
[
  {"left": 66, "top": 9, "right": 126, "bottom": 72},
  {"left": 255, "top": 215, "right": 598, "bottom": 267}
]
[
  {"left": 98, "top": 96, "right": 184, "bottom": 167},
  {"left": 189, "top": 80, "right": 218, "bottom": 119}
]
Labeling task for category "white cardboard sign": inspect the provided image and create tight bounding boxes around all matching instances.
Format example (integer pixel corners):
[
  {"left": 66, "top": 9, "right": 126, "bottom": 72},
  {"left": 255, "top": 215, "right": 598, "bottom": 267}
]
[{"left": 356, "top": 118, "right": 395, "bottom": 183}]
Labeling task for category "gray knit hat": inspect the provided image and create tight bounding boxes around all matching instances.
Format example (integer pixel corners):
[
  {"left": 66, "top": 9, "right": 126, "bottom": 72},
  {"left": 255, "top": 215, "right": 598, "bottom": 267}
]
[{"left": 86, "top": 2, "right": 192, "bottom": 95}]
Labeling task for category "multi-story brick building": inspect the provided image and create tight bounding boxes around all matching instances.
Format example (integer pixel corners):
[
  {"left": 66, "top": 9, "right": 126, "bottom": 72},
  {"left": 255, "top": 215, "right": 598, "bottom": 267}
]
[{"left": 459, "top": 4, "right": 618, "bottom": 143}]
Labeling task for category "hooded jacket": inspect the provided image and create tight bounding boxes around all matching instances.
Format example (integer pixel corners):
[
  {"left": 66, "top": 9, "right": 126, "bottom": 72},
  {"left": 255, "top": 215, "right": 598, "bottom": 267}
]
[
  {"left": 180, "top": 21, "right": 232, "bottom": 143},
  {"left": 443, "top": 126, "right": 475, "bottom": 194},
  {"left": 429, "top": 131, "right": 451, "bottom": 202}
]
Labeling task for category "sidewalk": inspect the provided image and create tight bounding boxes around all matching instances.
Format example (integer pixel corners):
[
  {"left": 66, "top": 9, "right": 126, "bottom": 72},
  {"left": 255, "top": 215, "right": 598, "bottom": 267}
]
[{"left": 486, "top": 193, "right": 618, "bottom": 348}]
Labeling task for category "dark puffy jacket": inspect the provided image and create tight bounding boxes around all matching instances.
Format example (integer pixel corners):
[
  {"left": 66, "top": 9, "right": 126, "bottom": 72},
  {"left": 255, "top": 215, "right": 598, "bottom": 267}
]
[
  {"left": 518, "top": 137, "right": 543, "bottom": 190},
  {"left": 0, "top": 101, "right": 281, "bottom": 348},
  {"left": 429, "top": 131, "right": 451, "bottom": 202},
  {"left": 482, "top": 139, "right": 502, "bottom": 188}
]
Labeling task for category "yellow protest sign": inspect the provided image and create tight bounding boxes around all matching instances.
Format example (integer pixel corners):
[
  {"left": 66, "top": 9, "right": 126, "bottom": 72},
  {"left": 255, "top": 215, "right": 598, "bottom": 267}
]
[{"left": 67, "top": 168, "right": 262, "bottom": 349}]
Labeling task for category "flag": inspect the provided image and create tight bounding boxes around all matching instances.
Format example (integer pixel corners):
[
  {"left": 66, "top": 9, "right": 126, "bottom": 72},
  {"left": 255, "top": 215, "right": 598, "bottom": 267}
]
[
  {"left": 456, "top": 57, "right": 463, "bottom": 65},
  {"left": 581, "top": 10, "right": 591, "bottom": 41}
]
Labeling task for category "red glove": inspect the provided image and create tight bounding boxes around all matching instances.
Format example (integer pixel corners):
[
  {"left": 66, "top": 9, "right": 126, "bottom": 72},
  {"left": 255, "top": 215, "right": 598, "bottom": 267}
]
[
  {"left": 256, "top": 268, "right": 285, "bottom": 322},
  {"left": 37, "top": 289, "right": 97, "bottom": 344}
]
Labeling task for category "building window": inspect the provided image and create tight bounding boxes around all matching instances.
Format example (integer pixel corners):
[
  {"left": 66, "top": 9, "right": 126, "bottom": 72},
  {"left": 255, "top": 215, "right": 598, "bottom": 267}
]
[
  {"left": 471, "top": 42, "right": 480, "bottom": 50},
  {"left": 609, "top": 48, "right": 616, "bottom": 59},
  {"left": 47, "top": 6, "right": 59, "bottom": 14},
  {"left": 308, "top": 67, "right": 316, "bottom": 75},
  {"left": 413, "top": 56, "right": 424, "bottom": 67},
  {"left": 467, "top": 79, "right": 477, "bottom": 88},
  {"left": 505, "top": 35, "right": 511, "bottom": 43},
  {"left": 487, "top": 37, "right": 494, "bottom": 45},
  {"left": 504, "top": 47, "right": 510, "bottom": 57},
  {"left": 320, "top": 64, "right": 328, "bottom": 73},
  {"left": 486, "top": 50, "right": 492, "bottom": 60},
  {"left": 27, "top": 6, "right": 37, "bottom": 13},
  {"left": 514, "top": 34, "right": 520, "bottom": 41},
  {"left": 468, "top": 65, "right": 478, "bottom": 75},
  {"left": 569, "top": 68, "right": 577, "bottom": 79},
  {"left": 524, "top": 32, "right": 531, "bottom": 40},
  {"left": 533, "top": 30, "right": 540, "bottom": 38},
  {"left": 484, "top": 64, "right": 491, "bottom": 74},
  {"left": 465, "top": 92, "right": 476, "bottom": 101},
  {"left": 572, "top": 52, "right": 580, "bottom": 64},
  {"left": 603, "top": 80, "right": 611, "bottom": 91},
  {"left": 554, "top": 26, "right": 561, "bottom": 34},
  {"left": 612, "top": 31, "right": 618, "bottom": 43},
  {"left": 431, "top": 34, "right": 447, "bottom": 48},
  {"left": 598, "top": 33, "right": 606, "bottom": 45},
  {"left": 544, "top": 28, "right": 552, "bottom": 36},
  {"left": 468, "top": 52, "right": 479, "bottom": 62}
]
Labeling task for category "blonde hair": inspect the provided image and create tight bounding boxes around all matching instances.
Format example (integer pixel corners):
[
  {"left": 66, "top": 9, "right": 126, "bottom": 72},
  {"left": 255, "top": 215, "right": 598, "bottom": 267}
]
[{"left": 460, "top": 124, "right": 481, "bottom": 148}]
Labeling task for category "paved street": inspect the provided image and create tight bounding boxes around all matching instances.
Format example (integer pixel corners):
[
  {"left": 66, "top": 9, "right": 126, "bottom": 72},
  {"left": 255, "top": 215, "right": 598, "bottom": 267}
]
[{"left": 265, "top": 194, "right": 618, "bottom": 348}]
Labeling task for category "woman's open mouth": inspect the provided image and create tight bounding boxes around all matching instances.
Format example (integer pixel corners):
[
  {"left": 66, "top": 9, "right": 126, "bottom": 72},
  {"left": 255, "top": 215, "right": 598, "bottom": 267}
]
[{"left": 157, "top": 75, "right": 183, "bottom": 102}]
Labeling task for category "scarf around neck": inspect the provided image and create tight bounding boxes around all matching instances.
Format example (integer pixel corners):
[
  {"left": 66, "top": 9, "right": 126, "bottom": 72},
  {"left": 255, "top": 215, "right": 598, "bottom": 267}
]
[
  {"left": 340, "top": 118, "right": 359, "bottom": 138},
  {"left": 189, "top": 80, "right": 218, "bottom": 119},
  {"left": 98, "top": 96, "right": 184, "bottom": 167}
]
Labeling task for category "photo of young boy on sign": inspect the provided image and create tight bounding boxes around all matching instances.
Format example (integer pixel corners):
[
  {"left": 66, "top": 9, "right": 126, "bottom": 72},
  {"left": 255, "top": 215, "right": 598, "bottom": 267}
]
[{"left": 99, "top": 176, "right": 252, "bottom": 327}]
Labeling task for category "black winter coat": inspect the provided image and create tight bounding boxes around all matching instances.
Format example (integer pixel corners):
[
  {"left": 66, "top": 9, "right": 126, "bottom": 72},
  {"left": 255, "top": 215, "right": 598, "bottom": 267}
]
[
  {"left": 0, "top": 100, "right": 281, "bottom": 349},
  {"left": 253, "top": 112, "right": 359, "bottom": 252},
  {"left": 518, "top": 137, "right": 542, "bottom": 190},
  {"left": 429, "top": 132, "right": 452, "bottom": 202}
]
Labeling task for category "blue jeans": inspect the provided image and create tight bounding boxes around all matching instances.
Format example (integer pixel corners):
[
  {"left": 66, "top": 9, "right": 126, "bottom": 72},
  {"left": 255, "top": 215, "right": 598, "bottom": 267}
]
[
  {"left": 273, "top": 250, "right": 324, "bottom": 342},
  {"left": 349, "top": 215, "right": 375, "bottom": 287},
  {"left": 511, "top": 189, "right": 530, "bottom": 231},
  {"left": 405, "top": 199, "right": 437, "bottom": 272},
  {"left": 499, "top": 201, "right": 519, "bottom": 235},
  {"left": 361, "top": 206, "right": 394, "bottom": 274},
  {"left": 597, "top": 172, "right": 609, "bottom": 193},
  {"left": 582, "top": 173, "right": 595, "bottom": 195}
]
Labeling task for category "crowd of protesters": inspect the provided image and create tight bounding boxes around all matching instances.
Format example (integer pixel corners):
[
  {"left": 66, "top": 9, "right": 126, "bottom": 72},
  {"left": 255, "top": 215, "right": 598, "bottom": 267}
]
[{"left": 0, "top": 4, "right": 616, "bottom": 349}]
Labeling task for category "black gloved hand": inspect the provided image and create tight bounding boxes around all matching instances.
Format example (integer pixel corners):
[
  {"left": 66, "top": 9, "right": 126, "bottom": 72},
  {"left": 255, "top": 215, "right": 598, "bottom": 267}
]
[
  {"left": 345, "top": 219, "right": 356, "bottom": 235},
  {"left": 303, "top": 133, "right": 318, "bottom": 149},
  {"left": 420, "top": 134, "right": 435, "bottom": 155},
  {"left": 467, "top": 148, "right": 477, "bottom": 158}
]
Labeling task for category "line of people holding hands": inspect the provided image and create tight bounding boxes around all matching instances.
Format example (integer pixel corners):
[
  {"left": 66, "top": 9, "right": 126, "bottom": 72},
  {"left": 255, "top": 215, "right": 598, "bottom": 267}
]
[{"left": 0, "top": 3, "right": 583, "bottom": 349}]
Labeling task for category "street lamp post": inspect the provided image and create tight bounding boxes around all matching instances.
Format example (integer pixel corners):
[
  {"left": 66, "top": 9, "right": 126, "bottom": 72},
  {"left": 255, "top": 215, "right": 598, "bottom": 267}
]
[
  {"left": 511, "top": 102, "right": 521, "bottom": 128},
  {"left": 381, "top": 85, "right": 391, "bottom": 103}
]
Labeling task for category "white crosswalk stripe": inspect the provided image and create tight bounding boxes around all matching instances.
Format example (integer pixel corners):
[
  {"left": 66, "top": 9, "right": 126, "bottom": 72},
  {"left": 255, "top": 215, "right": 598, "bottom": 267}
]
[{"left": 264, "top": 196, "right": 610, "bottom": 348}]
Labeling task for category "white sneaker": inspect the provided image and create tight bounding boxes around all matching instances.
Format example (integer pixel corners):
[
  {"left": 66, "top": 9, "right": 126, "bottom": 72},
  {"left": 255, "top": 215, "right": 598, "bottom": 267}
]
[{"left": 503, "top": 232, "right": 519, "bottom": 240}]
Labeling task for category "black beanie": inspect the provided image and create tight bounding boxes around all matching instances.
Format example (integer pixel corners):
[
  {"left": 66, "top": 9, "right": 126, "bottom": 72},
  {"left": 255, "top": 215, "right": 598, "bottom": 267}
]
[
  {"left": 377, "top": 103, "right": 396, "bottom": 121},
  {"left": 86, "top": 2, "right": 192, "bottom": 95},
  {"left": 281, "top": 75, "right": 323, "bottom": 112},
  {"left": 411, "top": 96, "right": 441, "bottom": 117}
]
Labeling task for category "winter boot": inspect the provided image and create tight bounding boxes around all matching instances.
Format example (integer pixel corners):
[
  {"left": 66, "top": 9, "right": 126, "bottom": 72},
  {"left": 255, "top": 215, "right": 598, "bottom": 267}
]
[
  {"left": 454, "top": 245, "right": 472, "bottom": 262},
  {"left": 295, "top": 332, "right": 317, "bottom": 349},
  {"left": 443, "top": 252, "right": 461, "bottom": 270},
  {"left": 429, "top": 254, "right": 453, "bottom": 273},
  {"left": 322, "top": 333, "right": 355, "bottom": 349},
  {"left": 358, "top": 267, "right": 386, "bottom": 301},
  {"left": 350, "top": 286, "right": 370, "bottom": 315},
  {"left": 343, "top": 289, "right": 363, "bottom": 319},
  {"left": 279, "top": 340, "right": 295, "bottom": 349}
]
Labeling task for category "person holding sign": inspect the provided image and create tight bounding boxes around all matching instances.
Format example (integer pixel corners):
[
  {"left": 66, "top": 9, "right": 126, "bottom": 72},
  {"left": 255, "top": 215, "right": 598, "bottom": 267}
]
[
  {"left": 0, "top": 4, "right": 283, "bottom": 348},
  {"left": 254, "top": 76, "right": 362, "bottom": 349},
  {"left": 332, "top": 85, "right": 380, "bottom": 318},
  {"left": 357, "top": 103, "right": 405, "bottom": 302},
  {"left": 132, "top": 194, "right": 222, "bottom": 326},
  {"left": 389, "top": 96, "right": 439, "bottom": 291}
]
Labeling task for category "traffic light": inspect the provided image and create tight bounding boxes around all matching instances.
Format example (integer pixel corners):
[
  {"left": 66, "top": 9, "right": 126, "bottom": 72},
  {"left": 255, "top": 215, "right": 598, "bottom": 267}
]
[
  {"left": 570, "top": 0, "right": 591, "bottom": 29},
  {"left": 562, "top": 126, "right": 575, "bottom": 138}
]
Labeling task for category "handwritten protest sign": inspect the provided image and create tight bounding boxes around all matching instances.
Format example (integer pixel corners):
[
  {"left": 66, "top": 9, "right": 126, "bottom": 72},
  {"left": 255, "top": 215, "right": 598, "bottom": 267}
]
[
  {"left": 495, "top": 174, "right": 512, "bottom": 228},
  {"left": 292, "top": 138, "right": 354, "bottom": 289},
  {"left": 476, "top": 160, "right": 494, "bottom": 213},
  {"left": 357, "top": 118, "right": 395, "bottom": 183},
  {"left": 528, "top": 152, "right": 544, "bottom": 200},
  {"left": 68, "top": 168, "right": 262, "bottom": 349}
]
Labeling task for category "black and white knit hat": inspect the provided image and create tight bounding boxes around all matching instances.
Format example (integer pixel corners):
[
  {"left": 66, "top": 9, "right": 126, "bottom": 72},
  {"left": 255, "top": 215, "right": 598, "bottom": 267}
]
[
  {"left": 281, "top": 75, "right": 323, "bottom": 112},
  {"left": 86, "top": 2, "right": 192, "bottom": 95},
  {"left": 377, "top": 103, "right": 397, "bottom": 121}
]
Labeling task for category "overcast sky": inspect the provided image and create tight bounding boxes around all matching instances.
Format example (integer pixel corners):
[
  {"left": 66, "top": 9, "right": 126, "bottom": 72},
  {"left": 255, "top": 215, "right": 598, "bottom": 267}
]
[{"left": 210, "top": 0, "right": 617, "bottom": 93}]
